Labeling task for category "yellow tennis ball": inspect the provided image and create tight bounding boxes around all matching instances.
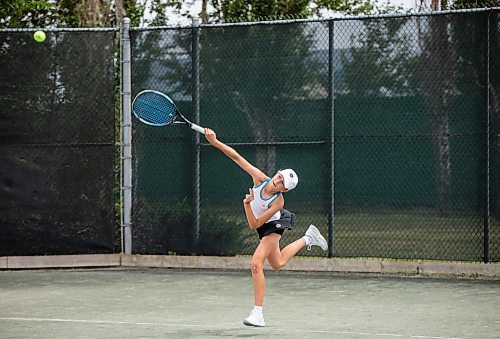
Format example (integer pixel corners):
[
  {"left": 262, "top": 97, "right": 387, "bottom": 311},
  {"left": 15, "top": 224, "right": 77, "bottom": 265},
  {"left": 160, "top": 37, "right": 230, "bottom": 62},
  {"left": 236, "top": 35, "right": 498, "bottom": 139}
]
[{"left": 34, "top": 31, "right": 46, "bottom": 43}]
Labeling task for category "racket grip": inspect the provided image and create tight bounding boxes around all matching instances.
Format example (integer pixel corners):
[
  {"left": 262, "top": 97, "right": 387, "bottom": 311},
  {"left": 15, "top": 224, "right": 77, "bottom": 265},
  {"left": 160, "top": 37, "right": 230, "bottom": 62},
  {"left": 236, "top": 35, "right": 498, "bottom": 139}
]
[{"left": 190, "top": 123, "right": 205, "bottom": 134}]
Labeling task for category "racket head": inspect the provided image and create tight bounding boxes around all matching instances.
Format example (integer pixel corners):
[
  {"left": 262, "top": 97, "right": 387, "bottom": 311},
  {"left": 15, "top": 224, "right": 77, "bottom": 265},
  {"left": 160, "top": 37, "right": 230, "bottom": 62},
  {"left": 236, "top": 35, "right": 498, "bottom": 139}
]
[{"left": 132, "top": 90, "right": 178, "bottom": 126}]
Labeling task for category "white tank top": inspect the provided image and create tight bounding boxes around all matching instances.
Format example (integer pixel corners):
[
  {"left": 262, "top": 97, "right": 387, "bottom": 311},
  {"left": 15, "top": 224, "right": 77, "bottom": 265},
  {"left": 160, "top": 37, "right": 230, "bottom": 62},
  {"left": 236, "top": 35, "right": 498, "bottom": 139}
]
[{"left": 250, "top": 178, "right": 281, "bottom": 223}]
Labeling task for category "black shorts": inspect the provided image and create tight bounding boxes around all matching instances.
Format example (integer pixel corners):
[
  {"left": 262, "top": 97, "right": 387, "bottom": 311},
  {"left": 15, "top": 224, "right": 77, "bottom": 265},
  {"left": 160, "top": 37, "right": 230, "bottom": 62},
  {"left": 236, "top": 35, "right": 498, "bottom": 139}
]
[
  {"left": 256, "top": 209, "right": 296, "bottom": 240},
  {"left": 257, "top": 223, "right": 286, "bottom": 239}
]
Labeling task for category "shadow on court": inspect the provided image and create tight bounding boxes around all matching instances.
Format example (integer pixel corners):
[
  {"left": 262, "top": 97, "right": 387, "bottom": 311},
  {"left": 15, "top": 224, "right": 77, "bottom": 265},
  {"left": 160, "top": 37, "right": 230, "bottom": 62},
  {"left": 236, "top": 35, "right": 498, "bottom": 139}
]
[{"left": 0, "top": 268, "right": 499, "bottom": 338}]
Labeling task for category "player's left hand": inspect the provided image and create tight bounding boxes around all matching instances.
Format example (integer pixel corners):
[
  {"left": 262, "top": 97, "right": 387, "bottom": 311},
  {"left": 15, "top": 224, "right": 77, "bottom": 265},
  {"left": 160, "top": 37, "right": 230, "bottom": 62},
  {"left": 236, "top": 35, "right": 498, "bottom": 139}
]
[{"left": 243, "top": 188, "right": 254, "bottom": 204}]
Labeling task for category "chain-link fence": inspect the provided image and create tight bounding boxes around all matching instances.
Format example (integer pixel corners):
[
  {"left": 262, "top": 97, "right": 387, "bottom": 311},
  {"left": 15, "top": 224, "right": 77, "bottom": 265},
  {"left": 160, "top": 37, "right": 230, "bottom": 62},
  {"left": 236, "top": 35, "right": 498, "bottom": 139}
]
[
  {"left": 1, "top": 9, "right": 498, "bottom": 262},
  {"left": 130, "top": 9, "right": 499, "bottom": 262},
  {"left": 0, "top": 29, "right": 117, "bottom": 255}
]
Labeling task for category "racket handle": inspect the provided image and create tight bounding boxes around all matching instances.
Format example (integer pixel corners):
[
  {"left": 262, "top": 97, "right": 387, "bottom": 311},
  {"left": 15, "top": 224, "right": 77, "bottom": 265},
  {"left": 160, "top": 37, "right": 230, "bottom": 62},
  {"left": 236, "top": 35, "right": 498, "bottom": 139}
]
[{"left": 190, "top": 123, "right": 205, "bottom": 134}]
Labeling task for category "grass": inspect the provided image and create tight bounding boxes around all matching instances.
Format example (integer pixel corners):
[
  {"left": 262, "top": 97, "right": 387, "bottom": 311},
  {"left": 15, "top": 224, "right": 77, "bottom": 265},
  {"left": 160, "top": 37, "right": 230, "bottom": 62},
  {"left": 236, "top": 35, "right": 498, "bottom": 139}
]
[
  {"left": 333, "top": 212, "right": 499, "bottom": 261},
  {"left": 211, "top": 207, "right": 500, "bottom": 261},
  {"left": 132, "top": 200, "right": 500, "bottom": 261}
]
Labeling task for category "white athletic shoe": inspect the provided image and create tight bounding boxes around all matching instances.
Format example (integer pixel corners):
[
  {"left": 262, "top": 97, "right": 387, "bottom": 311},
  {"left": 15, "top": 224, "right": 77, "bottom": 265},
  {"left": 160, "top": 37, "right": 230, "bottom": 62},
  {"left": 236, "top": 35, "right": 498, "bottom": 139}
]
[
  {"left": 243, "top": 310, "right": 265, "bottom": 327},
  {"left": 305, "top": 225, "right": 328, "bottom": 251}
]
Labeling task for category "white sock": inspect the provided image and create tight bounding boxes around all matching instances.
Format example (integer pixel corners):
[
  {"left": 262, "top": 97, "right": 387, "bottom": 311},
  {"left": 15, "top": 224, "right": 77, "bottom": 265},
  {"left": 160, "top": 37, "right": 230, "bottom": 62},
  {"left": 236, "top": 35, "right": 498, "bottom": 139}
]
[
  {"left": 303, "top": 235, "right": 312, "bottom": 246},
  {"left": 253, "top": 306, "right": 263, "bottom": 314}
]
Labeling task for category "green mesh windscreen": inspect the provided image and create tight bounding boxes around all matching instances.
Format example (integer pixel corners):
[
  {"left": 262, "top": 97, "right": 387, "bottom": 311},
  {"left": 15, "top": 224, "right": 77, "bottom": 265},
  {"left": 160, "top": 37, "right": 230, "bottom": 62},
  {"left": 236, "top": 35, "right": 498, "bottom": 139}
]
[{"left": 131, "top": 11, "right": 499, "bottom": 261}]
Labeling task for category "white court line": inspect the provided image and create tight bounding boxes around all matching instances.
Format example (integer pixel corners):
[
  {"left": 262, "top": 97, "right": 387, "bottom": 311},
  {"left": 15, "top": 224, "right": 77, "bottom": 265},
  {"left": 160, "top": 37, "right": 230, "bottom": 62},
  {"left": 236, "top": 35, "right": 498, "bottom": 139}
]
[{"left": 0, "top": 317, "right": 466, "bottom": 339}]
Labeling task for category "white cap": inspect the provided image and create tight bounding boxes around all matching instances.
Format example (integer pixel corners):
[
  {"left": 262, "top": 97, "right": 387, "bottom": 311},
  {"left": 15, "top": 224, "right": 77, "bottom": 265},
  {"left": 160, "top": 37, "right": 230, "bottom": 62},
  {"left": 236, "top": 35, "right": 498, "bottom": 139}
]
[{"left": 278, "top": 169, "right": 298, "bottom": 190}]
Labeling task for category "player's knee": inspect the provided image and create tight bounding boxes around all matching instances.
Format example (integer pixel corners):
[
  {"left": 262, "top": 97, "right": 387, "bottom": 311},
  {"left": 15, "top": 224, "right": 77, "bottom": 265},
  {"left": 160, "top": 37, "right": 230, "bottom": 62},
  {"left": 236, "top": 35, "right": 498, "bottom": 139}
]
[{"left": 250, "top": 260, "right": 263, "bottom": 274}]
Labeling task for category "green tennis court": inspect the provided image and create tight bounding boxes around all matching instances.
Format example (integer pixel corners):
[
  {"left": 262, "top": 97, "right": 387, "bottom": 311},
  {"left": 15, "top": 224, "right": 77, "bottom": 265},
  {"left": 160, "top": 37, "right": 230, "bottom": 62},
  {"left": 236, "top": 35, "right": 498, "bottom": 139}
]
[{"left": 1, "top": 268, "right": 498, "bottom": 338}]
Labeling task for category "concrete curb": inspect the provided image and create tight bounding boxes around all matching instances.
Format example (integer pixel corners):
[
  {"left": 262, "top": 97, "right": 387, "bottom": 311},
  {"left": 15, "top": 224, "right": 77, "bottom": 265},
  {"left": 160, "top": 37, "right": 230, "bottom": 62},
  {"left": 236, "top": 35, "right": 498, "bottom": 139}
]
[
  {"left": 1, "top": 254, "right": 121, "bottom": 269},
  {"left": 122, "top": 255, "right": 500, "bottom": 278},
  {"left": 1, "top": 254, "right": 499, "bottom": 279}
]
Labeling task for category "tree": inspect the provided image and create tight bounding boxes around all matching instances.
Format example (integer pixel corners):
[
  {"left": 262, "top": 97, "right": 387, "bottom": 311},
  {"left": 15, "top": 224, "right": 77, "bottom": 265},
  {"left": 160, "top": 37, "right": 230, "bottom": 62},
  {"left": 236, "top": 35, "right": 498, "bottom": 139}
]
[
  {"left": 0, "top": 0, "right": 59, "bottom": 28},
  {"left": 209, "top": 0, "right": 398, "bottom": 22},
  {"left": 57, "top": 0, "right": 143, "bottom": 27},
  {"left": 449, "top": 0, "right": 499, "bottom": 9},
  {"left": 444, "top": 2, "right": 500, "bottom": 217},
  {"left": 421, "top": 14, "right": 454, "bottom": 213},
  {"left": 201, "top": 1, "right": 314, "bottom": 172},
  {"left": 418, "top": 1, "right": 498, "bottom": 213},
  {"left": 342, "top": 18, "right": 420, "bottom": 98},
  {"left": 0, "top": 0, "right": 148, "bottom": 29},
  {"left": 416, "top": 0, "right": 499, "bottom": 11},
  {"left": 195, "top": 0, "right": 398, "bottom": 172}
]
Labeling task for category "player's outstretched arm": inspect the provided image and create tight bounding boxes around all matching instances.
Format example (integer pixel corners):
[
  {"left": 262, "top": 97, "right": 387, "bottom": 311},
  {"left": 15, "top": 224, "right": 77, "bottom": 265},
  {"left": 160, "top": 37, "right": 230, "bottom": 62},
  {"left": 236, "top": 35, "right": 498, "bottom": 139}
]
[{"left": 205, "top": 128, "right": 267, "bottom": 185}]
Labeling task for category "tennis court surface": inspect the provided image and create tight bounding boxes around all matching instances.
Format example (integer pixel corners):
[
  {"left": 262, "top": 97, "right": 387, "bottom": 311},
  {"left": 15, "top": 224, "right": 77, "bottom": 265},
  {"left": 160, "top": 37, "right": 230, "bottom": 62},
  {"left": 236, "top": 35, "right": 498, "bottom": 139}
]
[{"left": 1, "top": 269, "right": 499, "bottom": 338}]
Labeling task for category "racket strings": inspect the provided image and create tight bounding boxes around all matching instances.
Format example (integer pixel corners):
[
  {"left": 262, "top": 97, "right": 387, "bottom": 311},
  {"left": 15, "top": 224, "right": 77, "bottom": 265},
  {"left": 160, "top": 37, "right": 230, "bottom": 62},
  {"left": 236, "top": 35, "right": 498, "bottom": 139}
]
[{"left": 134, "top": 93, "right": 177, "bottom": 126}]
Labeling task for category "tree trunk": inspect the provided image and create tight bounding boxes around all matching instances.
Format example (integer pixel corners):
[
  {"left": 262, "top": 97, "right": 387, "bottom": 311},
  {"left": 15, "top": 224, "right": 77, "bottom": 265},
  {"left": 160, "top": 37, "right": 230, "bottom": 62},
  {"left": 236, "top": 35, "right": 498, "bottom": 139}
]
[
  {"left": 491, "top": 13, "right": 500, "bottom": 218},
  {"left": 77, "top": 0, "right": 112, "bottom": 27},
  {"left": 200, "top": 0, "right": 209, "bottom": 24},
  {"left": 424, "top": 16, "right": 453, "bottom": 214},
  {"left": 115, "top": 0, "right": 125, "bottom": 23},
  {"left": 233, "top": 93, "right": 277, "bottom": 175}
]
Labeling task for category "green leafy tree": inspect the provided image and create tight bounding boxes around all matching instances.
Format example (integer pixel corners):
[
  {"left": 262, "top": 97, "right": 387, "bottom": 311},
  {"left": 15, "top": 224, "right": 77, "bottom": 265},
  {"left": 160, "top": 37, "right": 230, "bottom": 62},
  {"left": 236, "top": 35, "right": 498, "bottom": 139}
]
[
  {"left": 419, "top": 4, "right": 497, "bottom": 213},
  {"left": 147, "top": 0, "right": 403, "bottom": 207},
  {"left": 57, "top": 0, "right": 143, "bottom": 27},
  {"left": 0, "top": 0, "right": 146, "bottom": 28},
  {"left": 421, "top": 15, "right": 454, "bottom": 213},
  {"left": 208, "top": 0, "right": 401, "bottom": 22},
  {"left": 341, "top": 4, "right": 497, "bottom": 214},
  {"left": 342, "top": 18, "right": 420, "bottom": 97},
  {"left": 340, "top": 14, "right": 455, "bottom": 213},
  {"left": 449, "top": 0, "right": 499, "bottom": 9},
  {"left": 0, "top": 0, "right": 59, "bottom": 28},
  {"left": 444, "top": 2, "right": 500, "bottom": 216},
  {"left": 202, "top": 1, "right": 321, "bottom": 172},
  {"left": 131, "top": 0, "right": 394, "bottom": 253}
]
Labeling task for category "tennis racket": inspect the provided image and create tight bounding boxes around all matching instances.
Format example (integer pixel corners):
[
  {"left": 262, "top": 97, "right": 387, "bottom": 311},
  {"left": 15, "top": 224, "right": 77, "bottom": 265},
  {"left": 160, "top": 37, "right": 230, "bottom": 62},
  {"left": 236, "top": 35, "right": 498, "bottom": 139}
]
[{"left": 132, "top": 90, "right": 205, "bottom": 134}]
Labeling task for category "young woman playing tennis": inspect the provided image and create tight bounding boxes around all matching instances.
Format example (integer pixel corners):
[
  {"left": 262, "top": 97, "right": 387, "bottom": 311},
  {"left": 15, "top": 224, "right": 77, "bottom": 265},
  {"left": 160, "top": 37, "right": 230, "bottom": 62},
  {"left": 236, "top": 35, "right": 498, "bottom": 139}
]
[{"left": 204, "top": 128, "right": 328, "bottom": 327}]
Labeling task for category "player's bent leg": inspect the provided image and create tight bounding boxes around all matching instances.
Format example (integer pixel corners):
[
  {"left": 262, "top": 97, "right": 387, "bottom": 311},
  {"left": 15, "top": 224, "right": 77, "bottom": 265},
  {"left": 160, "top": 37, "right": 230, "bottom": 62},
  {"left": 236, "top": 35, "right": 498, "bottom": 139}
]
[
  {"left": 250, "top": 236, "right": 277, "bottom": 276},
  {"left": 267, "top": 247, "right": 286, "bottom": 270},
  {"left": 258, "top": 233, "right": 284, "bottom": 270},
  {"left": 267, "top": 236, "right": 307, "bottom": 270}
]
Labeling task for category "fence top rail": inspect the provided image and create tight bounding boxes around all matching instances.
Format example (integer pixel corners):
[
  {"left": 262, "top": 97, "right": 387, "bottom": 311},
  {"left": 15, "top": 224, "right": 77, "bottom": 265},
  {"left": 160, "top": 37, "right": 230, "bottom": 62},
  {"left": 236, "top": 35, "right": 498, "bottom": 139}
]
[
  {"left": 131, "top": 7, "right": 499, "bottom": 31},
  {"left": 0, "top": 27, "right": 119, "bottom": 33},
  {"left": 0, "top": 7, "right": 496, "bottom": 33}
]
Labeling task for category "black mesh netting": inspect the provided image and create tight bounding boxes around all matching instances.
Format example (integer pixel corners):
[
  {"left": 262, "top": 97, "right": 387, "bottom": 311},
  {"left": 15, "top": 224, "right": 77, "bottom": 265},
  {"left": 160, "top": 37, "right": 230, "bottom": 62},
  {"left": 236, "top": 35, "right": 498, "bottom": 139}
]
[{"left": 0, "top": 30, "right": 116, "bottom": 255}]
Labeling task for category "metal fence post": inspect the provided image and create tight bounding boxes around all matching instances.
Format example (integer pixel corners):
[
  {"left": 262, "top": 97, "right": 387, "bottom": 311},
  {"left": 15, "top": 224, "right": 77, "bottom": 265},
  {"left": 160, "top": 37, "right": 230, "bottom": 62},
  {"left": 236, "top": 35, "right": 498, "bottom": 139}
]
[
  {"left": 328, "top": 20, "right": 335, "bottom": 258},
  {"left": 483, "top": 10, "right": 491, "bottom": 263},
  {"left": 121, "top": 18, "right": 133, "bottom": 254},
  {"left": 192, "top": 17, "right": 201, "bottom": 245}
]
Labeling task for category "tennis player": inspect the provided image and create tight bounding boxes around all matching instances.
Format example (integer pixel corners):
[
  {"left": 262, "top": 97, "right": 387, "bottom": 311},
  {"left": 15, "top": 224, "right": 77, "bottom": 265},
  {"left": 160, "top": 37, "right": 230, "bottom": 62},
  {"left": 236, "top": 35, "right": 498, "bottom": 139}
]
[{"left": 204, "top": 128, "right": 328, "bottom": 327}]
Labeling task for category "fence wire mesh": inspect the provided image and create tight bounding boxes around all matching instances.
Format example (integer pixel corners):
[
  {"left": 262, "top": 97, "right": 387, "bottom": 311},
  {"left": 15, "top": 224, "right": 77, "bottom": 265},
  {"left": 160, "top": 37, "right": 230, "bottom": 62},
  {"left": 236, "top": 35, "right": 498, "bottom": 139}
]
[
  {"left": 333, "top": 14, "right": 489, "bottom": 260},
  {"left": 0, "top": 29, "right": 117, "bottom": 255},
  {"left": 131, "top": 10, "right": 499, "bottom": 261}
]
